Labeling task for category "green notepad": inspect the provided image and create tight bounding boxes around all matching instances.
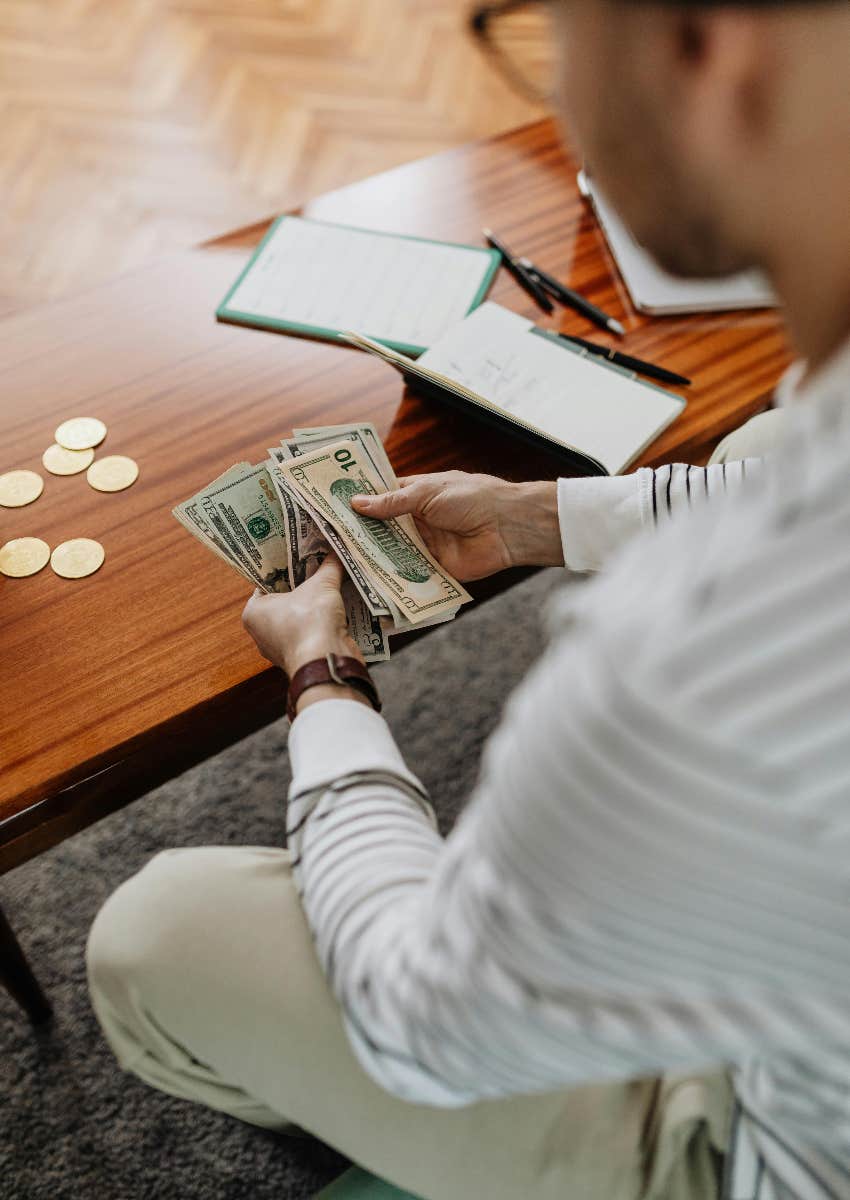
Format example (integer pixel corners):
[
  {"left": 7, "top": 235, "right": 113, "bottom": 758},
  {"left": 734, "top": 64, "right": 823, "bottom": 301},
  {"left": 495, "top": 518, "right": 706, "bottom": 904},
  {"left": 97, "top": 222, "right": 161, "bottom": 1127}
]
[
  {"left": 314, "top": 1167, "right": 422, "bottom": 1200},
  {"left": 215, "top": 215, "right": 500, "bottom": 357}
]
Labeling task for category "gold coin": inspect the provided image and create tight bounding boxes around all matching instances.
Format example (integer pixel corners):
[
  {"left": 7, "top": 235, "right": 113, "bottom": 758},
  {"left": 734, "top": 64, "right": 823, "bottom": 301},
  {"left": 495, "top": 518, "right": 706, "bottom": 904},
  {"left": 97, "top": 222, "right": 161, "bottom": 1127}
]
[
  {"left": 42, "top": 443, "right": 95, "bottom": 476},
  {"left": 86, "top": 455, "right": 139, "bottom": 493},
  {"left": 50, "top": 538, "right": 105, "bottom": 579},
  {"left": 0, "top": 537, "right": 51, "bottom": 578},
  {"left": 0, "top": 469, "right": 44, "bottom": 507},
  {"left": 54, "top": 417, "right": 107, "bottom": 451}
]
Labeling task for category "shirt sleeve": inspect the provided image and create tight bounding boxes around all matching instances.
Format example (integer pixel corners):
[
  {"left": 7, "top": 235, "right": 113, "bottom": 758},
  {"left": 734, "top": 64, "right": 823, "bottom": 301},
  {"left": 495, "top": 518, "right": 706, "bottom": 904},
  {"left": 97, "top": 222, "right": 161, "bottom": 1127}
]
[
  {"left": 287, "top": 518, "right": 844, "bottom": 1108},
  {"left": 558, "top": 460, "right": 764, "bottom": 572}
]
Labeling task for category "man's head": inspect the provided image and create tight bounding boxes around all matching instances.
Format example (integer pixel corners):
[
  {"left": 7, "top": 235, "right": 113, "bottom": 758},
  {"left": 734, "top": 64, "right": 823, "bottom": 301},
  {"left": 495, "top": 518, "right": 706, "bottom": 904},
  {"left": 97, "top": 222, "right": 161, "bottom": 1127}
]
[{"left": 554, "top": 1, "right": 850, "bottom": 281}]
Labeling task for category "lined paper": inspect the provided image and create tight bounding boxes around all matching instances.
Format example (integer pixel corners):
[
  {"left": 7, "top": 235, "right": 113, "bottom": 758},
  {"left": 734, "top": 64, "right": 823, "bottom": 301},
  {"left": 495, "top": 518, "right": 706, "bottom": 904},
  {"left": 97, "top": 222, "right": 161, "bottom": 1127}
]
[{"left": 222, "top": 217, "right": 497, "bottom": 351}]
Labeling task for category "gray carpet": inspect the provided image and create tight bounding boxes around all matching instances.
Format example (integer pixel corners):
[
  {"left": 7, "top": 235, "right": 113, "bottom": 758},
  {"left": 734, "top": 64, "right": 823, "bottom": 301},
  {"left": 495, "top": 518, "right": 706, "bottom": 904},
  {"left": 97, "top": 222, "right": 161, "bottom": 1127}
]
[{"left": 0, "top": 568, "right": 568, "bottom": 1200}]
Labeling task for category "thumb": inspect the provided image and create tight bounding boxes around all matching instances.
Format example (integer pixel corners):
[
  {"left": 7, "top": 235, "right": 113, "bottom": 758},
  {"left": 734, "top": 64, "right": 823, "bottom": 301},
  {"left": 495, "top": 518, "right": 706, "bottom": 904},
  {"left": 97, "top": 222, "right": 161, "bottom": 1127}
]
[
  {"left": 351, "top": 486, "right": 417, "bottom": 520},
  {"left": 310, "top": 552, "right": 345, "bottom": 590}
]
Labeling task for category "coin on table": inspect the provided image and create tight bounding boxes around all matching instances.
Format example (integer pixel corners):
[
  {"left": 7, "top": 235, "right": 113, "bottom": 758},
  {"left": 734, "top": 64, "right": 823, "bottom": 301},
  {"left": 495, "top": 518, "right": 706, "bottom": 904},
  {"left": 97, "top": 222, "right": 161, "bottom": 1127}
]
[
  {"left": 0, "top": 537, "right": 51, "bottom": 578},
  {"left": 50, "top": 538, "right": 105, "bottom": 579},
  {"left": 42, "top": 442, "right": 95, "bottom": 476},
  {"left": 0, "top": 469, "right": 44, "bottom": 508},
  {"left": 54, "top": 417, "right": 107, "bottom": 451},
  {"left": 86, "top": 455, "right": 139, "bottom": 493}
]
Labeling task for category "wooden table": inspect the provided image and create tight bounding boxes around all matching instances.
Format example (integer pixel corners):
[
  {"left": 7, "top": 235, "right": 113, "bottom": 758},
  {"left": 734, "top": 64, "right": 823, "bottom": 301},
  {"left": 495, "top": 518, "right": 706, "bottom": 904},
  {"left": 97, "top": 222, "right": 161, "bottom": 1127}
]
[{"left": 0, "top": 118, "right": 791, "bottom": 1022}]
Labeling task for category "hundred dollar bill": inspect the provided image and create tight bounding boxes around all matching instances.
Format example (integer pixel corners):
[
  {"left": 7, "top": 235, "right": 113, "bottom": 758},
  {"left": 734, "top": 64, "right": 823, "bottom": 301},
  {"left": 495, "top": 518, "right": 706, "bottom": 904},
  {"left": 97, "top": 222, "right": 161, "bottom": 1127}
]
[
  {"left": 199, "top": 464, "right": 291, "bottom": 592},
  {"left": 276, "top": 439, "right": 471, "bottom": 625}
]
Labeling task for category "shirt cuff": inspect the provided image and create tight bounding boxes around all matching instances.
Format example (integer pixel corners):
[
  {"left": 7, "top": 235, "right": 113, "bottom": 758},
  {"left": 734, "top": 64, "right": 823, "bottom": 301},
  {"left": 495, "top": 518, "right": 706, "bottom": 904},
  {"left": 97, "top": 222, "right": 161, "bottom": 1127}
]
[
  {"left": 557, "top": 474, "right": 647, "bottom": 572},
  {"left": 288, "top": 698, "right": 425, "bottom": 795}
]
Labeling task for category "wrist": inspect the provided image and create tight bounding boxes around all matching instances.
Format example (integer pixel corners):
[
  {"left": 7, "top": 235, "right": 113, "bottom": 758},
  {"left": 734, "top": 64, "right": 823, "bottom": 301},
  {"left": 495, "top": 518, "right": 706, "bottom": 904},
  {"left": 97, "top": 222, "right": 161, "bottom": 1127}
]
[
  {"left": 295, "top": 682, "right": 372, "bottom": 715},
  {"left": 502, "top": 481, "right": 564, "bottom": 568},
  {"left": 283, "top": 634, "right": 364, "bottom": 678},
  {"left": 286, "top": 651, "right": 380, "bottom": 720}
]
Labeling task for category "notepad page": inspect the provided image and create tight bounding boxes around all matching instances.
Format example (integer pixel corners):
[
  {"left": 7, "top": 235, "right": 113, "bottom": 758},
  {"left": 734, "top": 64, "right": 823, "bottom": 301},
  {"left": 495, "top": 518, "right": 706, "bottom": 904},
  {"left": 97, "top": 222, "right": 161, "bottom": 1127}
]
[
  {"left": 418, "top": 303, "right": 684, "bottom": 474},
  {"left": 582, "top": 173, "right": 775, "bottom": 314},
  {"left": 223, "top": 217, "right": 495, "bottom": 350}
]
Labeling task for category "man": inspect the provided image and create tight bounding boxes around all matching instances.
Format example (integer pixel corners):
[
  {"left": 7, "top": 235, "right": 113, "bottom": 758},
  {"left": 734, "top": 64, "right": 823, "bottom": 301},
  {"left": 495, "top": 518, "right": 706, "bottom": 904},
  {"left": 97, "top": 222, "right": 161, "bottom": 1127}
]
[{"left": 87, "top": 2, "right": 850, "bottom": 1198}]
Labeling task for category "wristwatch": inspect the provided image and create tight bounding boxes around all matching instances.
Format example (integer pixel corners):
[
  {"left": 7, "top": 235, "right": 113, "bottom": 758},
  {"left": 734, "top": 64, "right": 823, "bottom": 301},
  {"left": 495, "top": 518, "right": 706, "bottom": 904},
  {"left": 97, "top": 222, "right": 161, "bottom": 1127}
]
[{"left": 286, "top": 653, "right": 381, "bottom": 722}]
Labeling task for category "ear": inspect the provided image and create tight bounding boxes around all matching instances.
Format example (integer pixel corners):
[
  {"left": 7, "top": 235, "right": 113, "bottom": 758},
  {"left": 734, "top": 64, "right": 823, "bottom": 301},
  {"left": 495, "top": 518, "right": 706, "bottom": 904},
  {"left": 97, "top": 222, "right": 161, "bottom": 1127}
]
[{"left": 668, "top": 10, "right": 774, "bottom": 154}]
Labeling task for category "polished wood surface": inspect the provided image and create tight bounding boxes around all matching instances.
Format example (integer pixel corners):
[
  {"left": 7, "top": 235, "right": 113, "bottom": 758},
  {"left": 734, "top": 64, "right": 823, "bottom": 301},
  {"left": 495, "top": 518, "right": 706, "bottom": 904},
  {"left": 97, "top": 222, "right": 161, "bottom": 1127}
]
[
  {"left": 0, "top": 118, "right": 792, "bottom": 872},
  {"left": 0, "top": 0, "right": 542, "bottom": 314}
]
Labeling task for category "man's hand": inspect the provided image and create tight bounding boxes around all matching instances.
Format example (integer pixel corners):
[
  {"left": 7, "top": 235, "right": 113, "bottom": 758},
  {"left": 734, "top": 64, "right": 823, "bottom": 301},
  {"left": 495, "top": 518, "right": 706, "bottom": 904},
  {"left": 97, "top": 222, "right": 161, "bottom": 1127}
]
[
  {"left": 242, "top": 554, "right": 364, "bottom": 679},
  {"left": 351, "top": 472, "right": 564, "bottom": 581}
]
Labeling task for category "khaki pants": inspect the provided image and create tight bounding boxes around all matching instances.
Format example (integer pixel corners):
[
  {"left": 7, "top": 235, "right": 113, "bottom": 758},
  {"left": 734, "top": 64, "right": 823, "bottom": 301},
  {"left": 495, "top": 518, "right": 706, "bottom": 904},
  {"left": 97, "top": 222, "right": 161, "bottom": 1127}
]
[
  {"left": 88, "top": 847, "right": 731, "bottom": 1200},
  {"left": 87, "top": 413, "right": 781, "bottom": 1200}
]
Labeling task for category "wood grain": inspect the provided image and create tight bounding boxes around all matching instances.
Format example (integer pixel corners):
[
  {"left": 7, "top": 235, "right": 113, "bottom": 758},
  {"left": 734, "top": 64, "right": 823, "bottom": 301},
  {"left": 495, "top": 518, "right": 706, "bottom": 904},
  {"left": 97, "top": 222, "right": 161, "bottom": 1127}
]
[
  {"left": 0, "top": 0, "right": 543, "bottom": 314},
  {"left": 0, "top": 118, "right": 793, "bottom": 871}
]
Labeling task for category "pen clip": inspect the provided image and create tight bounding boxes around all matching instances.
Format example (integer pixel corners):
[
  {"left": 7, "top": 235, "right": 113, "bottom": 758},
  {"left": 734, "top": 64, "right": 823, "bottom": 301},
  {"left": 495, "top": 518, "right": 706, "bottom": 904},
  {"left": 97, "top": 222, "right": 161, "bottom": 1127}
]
[{"left": 525, "top": 267, "right": 559, "bottom": 302}]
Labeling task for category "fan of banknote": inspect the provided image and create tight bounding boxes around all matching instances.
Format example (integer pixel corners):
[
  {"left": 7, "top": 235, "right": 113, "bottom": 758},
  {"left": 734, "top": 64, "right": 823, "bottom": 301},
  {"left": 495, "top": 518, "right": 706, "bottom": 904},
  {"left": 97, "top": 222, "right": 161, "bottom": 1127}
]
[{"left": 173, "top": 423, "right": 472, "bottom": 662}]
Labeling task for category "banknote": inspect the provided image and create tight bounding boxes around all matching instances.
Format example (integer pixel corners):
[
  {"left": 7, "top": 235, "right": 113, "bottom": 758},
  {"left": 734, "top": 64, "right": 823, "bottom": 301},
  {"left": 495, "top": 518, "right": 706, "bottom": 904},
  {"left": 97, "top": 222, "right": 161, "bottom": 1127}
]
[
  {"left": 199, "top": 464, "right": 291, "bottom": 593},
  {"left": 343, "top": 579, "right": 389, "bottom": 661},
  {"left": 173, "top": 463, "right": 259, "bottom": 576},
  {"left": 275, "top": 435, "right": 469, "bottom": 629},
  {"left": 173, "top": 500, "right": 244, "bottom": 574},
  {"left": 280, "top": 425, "right": 430, "bottom": 597},
  {"left": 267, "top": 448, "right": 329, "bottom": 587},
  {"left": 276, "top": 439, "right": 471, "bottom": 625},
  {"left": 174, "top": 423, "right": 463, "bottom": 660},
  {"left": 267, "top": 448, "right": 390, "bottom": 659},
  {"left": 268, "top": 452, "right": 393, "bottom": 618},
  {"left": 177, "top": 496, "right": 266, "bottom": 587},
  {"left": 176, "top": 465, "right": 388, "bottom": 667},
  {"left": 290, "top": 422, "right": 397, "bottom": 487}
]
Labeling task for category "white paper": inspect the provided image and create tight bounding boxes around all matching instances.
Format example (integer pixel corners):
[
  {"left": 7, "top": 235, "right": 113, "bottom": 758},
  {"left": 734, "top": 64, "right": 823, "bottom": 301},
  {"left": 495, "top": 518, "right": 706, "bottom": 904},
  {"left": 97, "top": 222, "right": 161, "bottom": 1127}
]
[
  {"left": 581, "top": 172, "right": 776, "bottom": 315},
  {"left": 418, "top": 303, "right": 685, "bottom": 475},
  {"left": 224, "top": 217, "right": 495, "bottom": 349}
]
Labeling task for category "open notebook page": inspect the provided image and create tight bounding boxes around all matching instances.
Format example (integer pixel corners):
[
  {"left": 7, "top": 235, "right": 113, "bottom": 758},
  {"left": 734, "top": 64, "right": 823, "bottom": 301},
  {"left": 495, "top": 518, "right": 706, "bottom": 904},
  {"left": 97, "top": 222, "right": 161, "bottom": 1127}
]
[
  {"left": 417, "top": 303, "right": 684, "bottom": 475},
  {"left": 219, "top": 217, "right": 498, "bottom": 354}
]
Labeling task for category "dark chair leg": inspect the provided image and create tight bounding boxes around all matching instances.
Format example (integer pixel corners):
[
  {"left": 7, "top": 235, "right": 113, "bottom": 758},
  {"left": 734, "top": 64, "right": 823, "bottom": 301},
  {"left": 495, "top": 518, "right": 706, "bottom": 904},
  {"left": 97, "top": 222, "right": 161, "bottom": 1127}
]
[{"left": 0, "top": 901, "right": 52, "bottom": 1024}]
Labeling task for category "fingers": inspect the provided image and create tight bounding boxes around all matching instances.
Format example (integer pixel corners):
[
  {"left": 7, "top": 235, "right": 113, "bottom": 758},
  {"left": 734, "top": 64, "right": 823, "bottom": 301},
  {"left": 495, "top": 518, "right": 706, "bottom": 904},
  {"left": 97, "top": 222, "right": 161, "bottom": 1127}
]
[{"left": 351, "top": 484, "right": 419, "bottom": 519}]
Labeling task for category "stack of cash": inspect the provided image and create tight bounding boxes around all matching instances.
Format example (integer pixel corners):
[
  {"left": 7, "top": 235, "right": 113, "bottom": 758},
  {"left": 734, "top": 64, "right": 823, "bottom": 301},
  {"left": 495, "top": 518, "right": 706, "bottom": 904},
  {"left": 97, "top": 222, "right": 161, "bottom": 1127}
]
[{"left": 173, "top": 422, "right": 471, "bottom": 662}]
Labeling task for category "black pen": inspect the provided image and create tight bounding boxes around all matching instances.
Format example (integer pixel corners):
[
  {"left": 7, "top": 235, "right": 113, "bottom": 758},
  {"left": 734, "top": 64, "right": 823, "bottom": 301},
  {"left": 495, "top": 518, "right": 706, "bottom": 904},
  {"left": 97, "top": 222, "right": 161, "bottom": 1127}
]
[
  {"left": 482, "top": 228, "right": 554, "bottom": 314},
  {"left": 555, "top": 331, "right": 691, "bottom": 387},
  {"left": 519, "top": 256, "right": 625, "bottom": 337}
]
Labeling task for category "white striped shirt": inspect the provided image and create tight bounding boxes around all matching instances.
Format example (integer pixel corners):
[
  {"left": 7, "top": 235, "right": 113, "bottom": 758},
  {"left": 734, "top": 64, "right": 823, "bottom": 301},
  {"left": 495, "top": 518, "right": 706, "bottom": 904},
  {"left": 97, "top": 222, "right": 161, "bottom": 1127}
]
[{"left": 287, "top": 338, "right": 850, "bottom": 1200}]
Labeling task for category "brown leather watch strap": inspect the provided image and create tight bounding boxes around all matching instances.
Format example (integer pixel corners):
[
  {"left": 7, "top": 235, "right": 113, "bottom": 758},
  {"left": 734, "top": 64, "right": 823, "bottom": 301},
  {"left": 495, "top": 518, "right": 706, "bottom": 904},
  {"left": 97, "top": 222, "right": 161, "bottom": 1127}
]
[{"left": 286, "top": 653, "right": 381, "bottom": 722}]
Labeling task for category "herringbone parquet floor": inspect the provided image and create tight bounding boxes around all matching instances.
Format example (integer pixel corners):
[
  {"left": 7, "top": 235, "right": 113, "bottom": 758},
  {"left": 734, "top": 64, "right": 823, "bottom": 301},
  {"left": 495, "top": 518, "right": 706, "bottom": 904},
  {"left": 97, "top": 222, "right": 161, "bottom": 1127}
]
[{"left": 0, "top": 0, "right": 544, "bottom": 314}]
